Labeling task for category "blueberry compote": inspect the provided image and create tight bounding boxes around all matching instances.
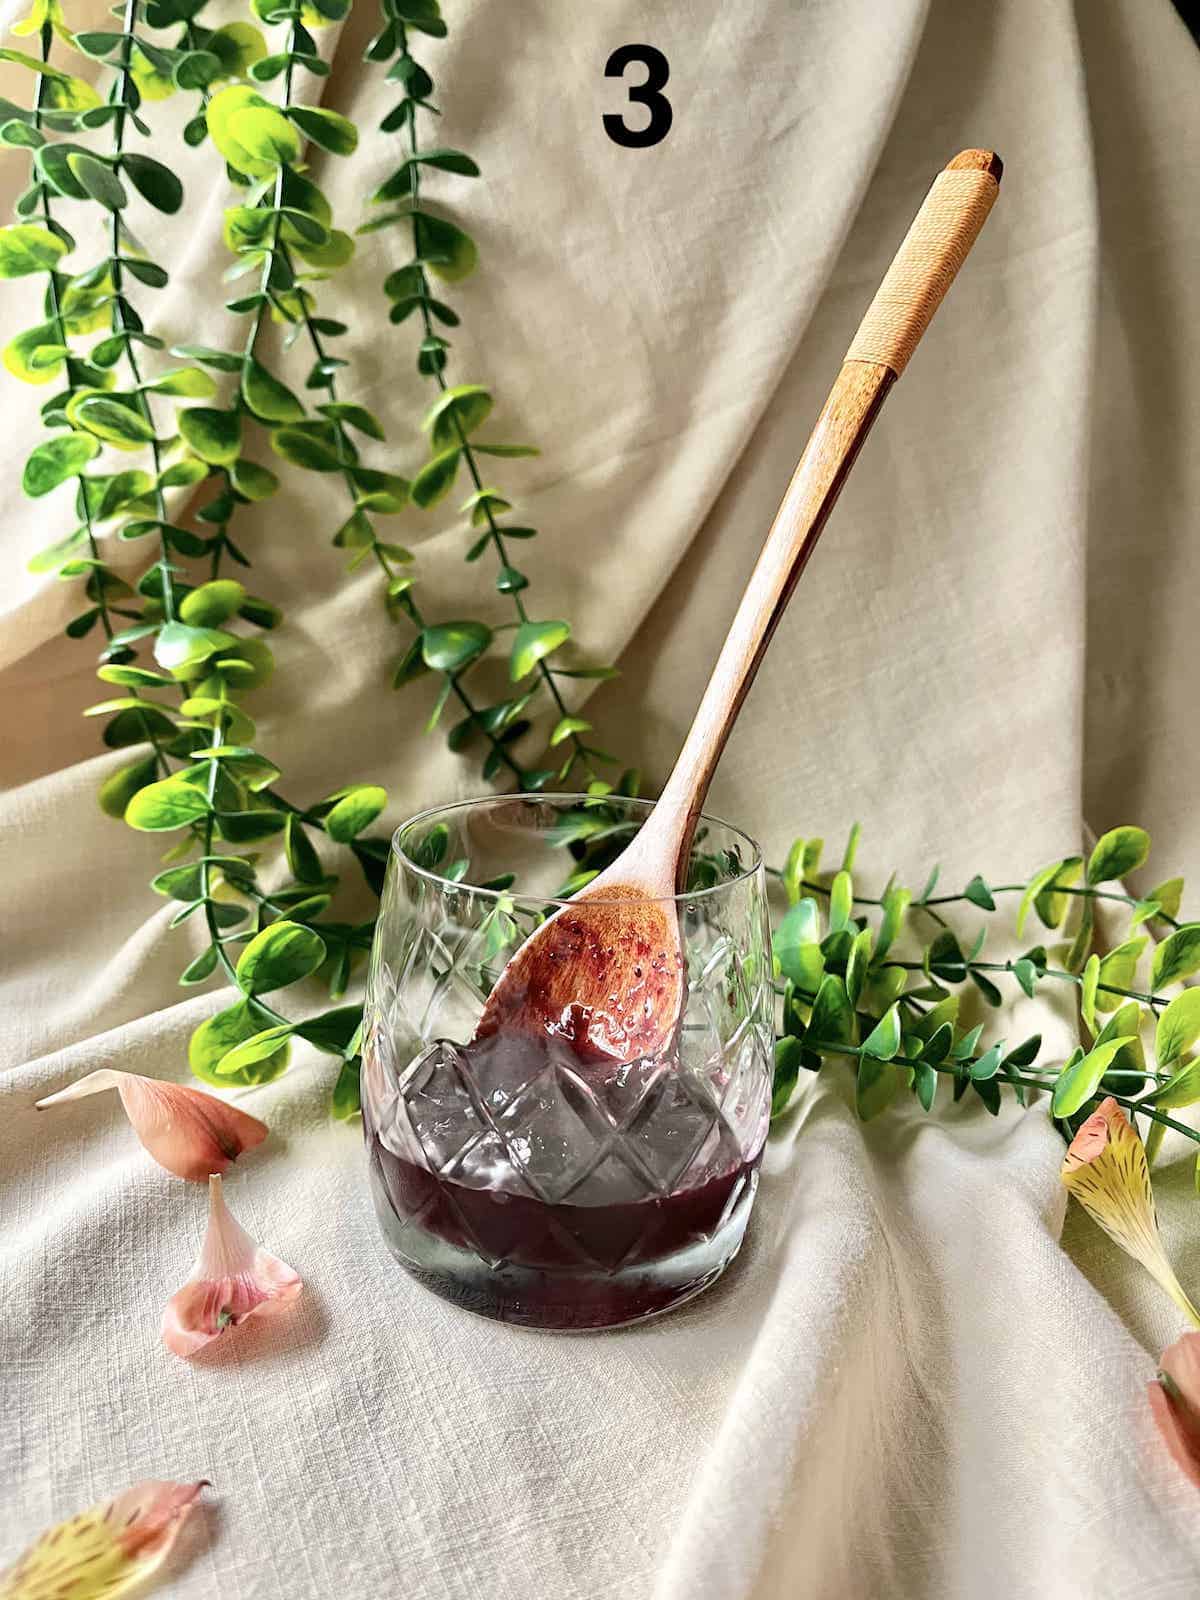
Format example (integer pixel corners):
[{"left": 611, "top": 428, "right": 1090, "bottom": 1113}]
[{"left": 363, "top": 1022, "right": 761, "bottom": 1330}]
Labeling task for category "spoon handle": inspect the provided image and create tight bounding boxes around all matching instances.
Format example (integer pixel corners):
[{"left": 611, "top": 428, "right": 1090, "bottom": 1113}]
[{"left": 656, "top": 150, "right": 1002, "bottom": 868}]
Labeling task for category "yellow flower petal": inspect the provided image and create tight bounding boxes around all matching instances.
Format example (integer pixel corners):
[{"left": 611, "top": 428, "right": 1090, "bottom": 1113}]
[
  {"left": 0, "top": 1480, "right": 207, "bottom": 1599},
  {"left": 1062, "top": 1097, "right": 1200, "bottom": 1327}
]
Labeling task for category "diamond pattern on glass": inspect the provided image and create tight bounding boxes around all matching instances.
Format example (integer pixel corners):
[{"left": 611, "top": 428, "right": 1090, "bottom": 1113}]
[{"left": 406, "top": 1042, "right": 486, "bottom": 1174}]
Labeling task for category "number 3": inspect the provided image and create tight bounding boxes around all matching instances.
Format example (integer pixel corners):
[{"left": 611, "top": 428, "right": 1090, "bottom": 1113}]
[{"left": 603, "top": 45, "right": 673, "bottom": 148}]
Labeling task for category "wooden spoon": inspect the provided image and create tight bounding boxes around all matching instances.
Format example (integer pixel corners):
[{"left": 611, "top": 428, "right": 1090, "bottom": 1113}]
[{"left": 476, "top": 150, "right": 1003, "bottom": 1065}]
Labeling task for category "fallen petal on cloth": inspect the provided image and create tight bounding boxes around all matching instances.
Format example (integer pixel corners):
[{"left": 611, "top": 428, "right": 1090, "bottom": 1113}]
[
  {"left": 163, "top": 1174, "right": 302, "bottom": 1358},
  {"left": 1149, "top": 1332, "right": 1200, "bottom": 1492},
  {"left": 35, "top": 1069, "right": 267, "bottom": 1181},
  {"left": 0, "top": 1478, "right": 207, "bottom": 1599},
  {"left": 1061, "top": 1096, "right": 1200, "bottom": 1326}
]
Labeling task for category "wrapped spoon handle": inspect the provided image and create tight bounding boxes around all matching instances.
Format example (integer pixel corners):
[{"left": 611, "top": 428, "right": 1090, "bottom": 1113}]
[{"left": 653, "top": 150, "right": 1002, "bottom": 872}]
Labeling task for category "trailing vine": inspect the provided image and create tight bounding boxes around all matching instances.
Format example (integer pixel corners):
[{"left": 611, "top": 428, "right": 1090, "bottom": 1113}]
[
  {"left": 362, "top": 0, "right": 620, "bottom": 793},
  {"left": 5, "top": 0, "right": 387, "bottom": 1114}
]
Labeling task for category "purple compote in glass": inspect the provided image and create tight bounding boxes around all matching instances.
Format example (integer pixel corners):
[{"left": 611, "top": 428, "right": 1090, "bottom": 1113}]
[{"left": 362, "top": 797, "right": 773, "bottom": 1331}]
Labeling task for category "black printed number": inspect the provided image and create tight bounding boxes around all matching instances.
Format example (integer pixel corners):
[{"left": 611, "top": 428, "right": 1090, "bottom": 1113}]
[{"left": 603, "top": 45, "right": 672, "bottom": 148}]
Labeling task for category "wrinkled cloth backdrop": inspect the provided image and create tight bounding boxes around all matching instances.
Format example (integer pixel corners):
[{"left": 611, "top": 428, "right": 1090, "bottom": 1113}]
[{"left": 3, "top": 0, "right": 1199, "bottom": 1595}]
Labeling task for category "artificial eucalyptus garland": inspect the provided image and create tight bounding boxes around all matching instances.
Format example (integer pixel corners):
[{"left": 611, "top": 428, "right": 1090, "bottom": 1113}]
[{"left": 7, "top": 0, "right": 1200, "bottom": 1194}]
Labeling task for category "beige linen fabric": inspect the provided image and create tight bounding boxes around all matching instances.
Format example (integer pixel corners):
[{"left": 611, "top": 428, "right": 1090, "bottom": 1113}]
[{"left": 3, "top": 0, "right": 1200, "bottom": 1594}]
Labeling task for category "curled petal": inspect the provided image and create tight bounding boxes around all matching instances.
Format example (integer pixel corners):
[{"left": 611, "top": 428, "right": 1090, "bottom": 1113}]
[
  {"left": 162, "top": 1175, "right": 302, "bottom": 1359},
  {"left": 0, "top": 1478, "right": 207, "bottom": 1599},
  {"left": 1149, "top": 1331, "right": 1200, "bottom": 1491},
  {"left": 1062, "top": 1097, "right": 1200, "bottom": 1326},
  {"left": 36, "top": 1069, "right": 267, "bottom": 1182}
]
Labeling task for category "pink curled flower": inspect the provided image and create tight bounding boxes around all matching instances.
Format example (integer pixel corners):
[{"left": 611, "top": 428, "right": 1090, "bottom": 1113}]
[
  {"left": 1149, "top": 1332, "right": 1200, "bottom": 1492},
  {"left": 35, "top": 1069, "right": 267, "bottom": 1182},
  {"left": 0, "top": 1478, "right": 207, "bottom": 1598},
  {"left": 162, "top": 1175, "right": 302, "bottom": 1359},
  {"left": 1061, "top": 1097, "right": 1200, "bottom": 1327}
]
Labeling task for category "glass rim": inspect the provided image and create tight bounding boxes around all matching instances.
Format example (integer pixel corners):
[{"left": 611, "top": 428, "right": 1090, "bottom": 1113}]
[{"left": 391, "top": 792, "right": 764, "bottom": 909}]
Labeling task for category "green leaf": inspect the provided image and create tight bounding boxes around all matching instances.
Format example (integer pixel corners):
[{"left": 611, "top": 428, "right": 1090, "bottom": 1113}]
[
  {"left": 145, "top": 367, "right": 217, "bottom": 399},
  {"left": 217, "top": 809, "right": 286, "bottom": 843},
  {"left": 1156, "top": 989, "right": 1200, "bottom": 1068},
  {"left": 180, "top": 580, "right": 247, "bottom": 626},
  {"left": 411, "top": 446, "right": 461, "bottom": 507},
  {"left": 121, "top": 152, "right": 183, "bottom": 213},
  {"left": 28, "top": 528, "right": 87, "bottom": 573},
  {"left": 875, "top": 885, "right": 910, "bottom": 961},
  {"left": 840, "top": 822, "right": 861, "bottom": 873},
  {"left": 1051, "top": 1036, "right": 1138, "bottom": 1118},
  {"left": 1087, "top": 825, "right": 1150, "bottom": 886},
  {"left": 294, "top": 1004, "right": 362, "bottom": 1054},
  {"left": 771, "top": 1035, "right": 803, "bottom": 1118},
  {"left": 287, "top": 103, "right": 358, "bottom": 155},
  {"left": 1064, "top": 895, "right": 1095, "bottom": 974},
  {"left": 845, "top": 926, "right": 872, "bottom": 1006},
  {"left": 74, "top": 396, "right": 157, "bottom": 447},
  {"left": 215, "top": 1023, "right": 296, "bottom": 1076},
  {"left": 422, "top": 383, "right": 493, "bottom": 450},
  {"left": 189, "top": 997, "right": 290, "bottom": 1087},
  {"left": 913, "top": 1061, "right": 937, "bottom": 1112},
  {"left": 827, "top": 870, "right": 853, "bottom": 935},
  {"left": 1154, "top": 1061, "right": 1200, "bottom": 1112},
  {"left": 124, "top": 774, "right": 211, "bottom": 831},
  {"left": 773, "top": 898, "right": 824, "bottom": 992},
  {"left": 550, "top": 716, "right": 590, "bottom": 746},
  {"left": 409, "top": 208, "right": 476, "bottom": 281},
  {"left": 808, "top": 973, "right": 854, "bottom": 1048},
  {"left": 1080, "top": 953, "right": 1101, "bottom": 1032},
  {"left": 422, "top": 621, "right": 491, "bottom": 673},
  {"left": 179, "top": 406, "right": 242, "bottom": 465},
  {"left": 285, "top": 814, "right": 323, "bottom": 883},
  {"left": 963, "top": 874, "right": 995, "bottom": 911},
  {"left": 22, "top": 433, "right": 98, "bottom": 496},
  {"left": 271, "top": 425, "right": 343, "bottom": 472},
  {"left": 325, "top": 784, "right": 387, "bottom": 842},
  {"left": 0, "top": 222, "right": 67, "bottom": 277},
  {"left": 410, "top": 821, "right": 449, "bottom": 870},
  {"left": 207, "top": 20, "right": 269, "bottom": 77},
  {"left": 171, "top": 343, "right": 244, "bottom": 372},
  {"left": 331, "top": 1056, "right": 361, "bottom": 1119},
  {"left": 1034, "top": 855, "right": 1083, "bottom": 930},
  {"left": 318, "top": 401, "right": 384, "bottom": 440},
  {"left": 180, "top": 945, "right": 219, "bottom": 986},
  {"left": 1095, "top": 937, "right": 1147, "bottom": 1012},
  {"left": 1152, "top": 924, "right": 1200, "bottom": 990},
  {"left": 861, "top": 1005, "right": 901, "bottom": 1061},
  {"left": 97, "top": 753, "right": 157, "bottom": 819},
  {"left": 241, "top": 358, "right": 304, "bottom": 423},
  {"left": 1017, "top": 859, "right": 1074, "bottom": 937},
  {"left": 3, "top": 319, "right": 66, "bottom": 385},
  {"left": 969, "top": 1043, "right": 1004, "bottom": 1081},
  {"left": 1128, "top": 899, "right": 1162, "bottom": 933},
  {"left": 235, "top": 919, "right": 327, "bottom": 996},
  {"left": 856, "top": 1055, "right": 899, "bottom": 1121},
  {"left": 510, "top": 619, "right": 570, "bottom": 681},
  {"left": 1148, "top": 878, "right": 1184, "bottom": 921},
  {"left": 155, "top": 621, "right": 233, "bottom": 676},
  {"left": 231, "top": 458, "right": 280, "bottom": 501},
  {"left": 230, "top": 102, "right": 301, "bottom": 166},
  {"left": 66, "top": 152, "right": 125, "bottom": 209}
]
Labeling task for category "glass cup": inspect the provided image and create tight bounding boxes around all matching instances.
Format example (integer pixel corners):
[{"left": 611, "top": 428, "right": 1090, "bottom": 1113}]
[{"left": 361, "top": 794, "right": 773, "bottom": 1330}]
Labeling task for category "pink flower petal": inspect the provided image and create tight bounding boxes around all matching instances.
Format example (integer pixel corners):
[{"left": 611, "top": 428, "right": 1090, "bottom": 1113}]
[
  {"left": 1149, "top": 1331, "right": 1200, "bottom": 1492},
  {"left": 0, "top": 1479, "right": 207, "bottom": 1598},
  {"left": 162, "top": 1175, "right": 302, "bottom": 1359},
  {"left": 36, "top": 1069, "right": 267, "bottom": 1182}
]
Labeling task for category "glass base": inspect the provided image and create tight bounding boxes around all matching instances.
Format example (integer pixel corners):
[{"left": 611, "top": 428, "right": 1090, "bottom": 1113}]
[{"left": 368, "top": 1159, "right": 758, "bottom": 1330}]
